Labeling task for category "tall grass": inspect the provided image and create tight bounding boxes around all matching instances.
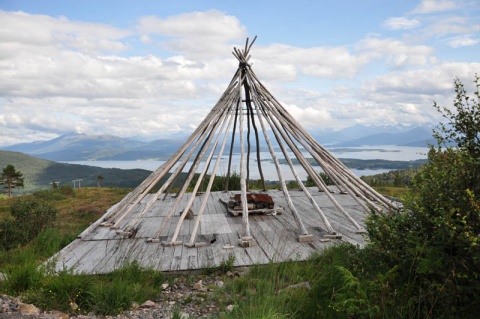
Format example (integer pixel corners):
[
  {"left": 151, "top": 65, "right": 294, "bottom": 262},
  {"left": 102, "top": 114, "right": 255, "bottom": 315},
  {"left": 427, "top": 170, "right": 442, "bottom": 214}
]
[
  {"left": 219, "top": 257, "right": 321, "bottom": 318},
  {"left": 1, "top": 250, "right": 44, "bottom": 294}
]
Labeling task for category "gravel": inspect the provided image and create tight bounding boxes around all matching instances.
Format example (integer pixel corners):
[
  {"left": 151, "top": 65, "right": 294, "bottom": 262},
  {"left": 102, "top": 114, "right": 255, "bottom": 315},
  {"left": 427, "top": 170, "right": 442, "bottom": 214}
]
[{"left": 0, "top": 270, "right": 248, "bottom": 319}]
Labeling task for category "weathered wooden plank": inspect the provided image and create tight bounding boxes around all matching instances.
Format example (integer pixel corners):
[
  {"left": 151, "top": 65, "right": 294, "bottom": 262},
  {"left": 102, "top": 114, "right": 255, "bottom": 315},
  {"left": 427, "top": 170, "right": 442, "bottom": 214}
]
[
  {"left": 170, "top": 238, "right": 184, "bottom": 271},
  {"left": 49, "top": 187, "right": 370, "bottom": 274},
  {"left": 256, "top": 215, "right": 298, "bottom": 261},
  {"left": 135, "top": 216, "right": 165, "bottom": 238},
  {"left": 135, "top": 241, "right": 165, "bottom": 269},
  {"left": 158, "top": 245, "right": 175, "bottom": 272},
  {"left": 54, "top": 239, "right": 97, "bottom": 273},
  {"left": 199, "top": 245, "right": 216, "bottom": 269},
  {"left": 200, "top": 214, "right": 232, "bottom": 235},
  {"left": 87, "top": 226, "right": 117, "bottom": 241},
  {"left": 248, "top": 216, "right": 280, "bottom": 262}
]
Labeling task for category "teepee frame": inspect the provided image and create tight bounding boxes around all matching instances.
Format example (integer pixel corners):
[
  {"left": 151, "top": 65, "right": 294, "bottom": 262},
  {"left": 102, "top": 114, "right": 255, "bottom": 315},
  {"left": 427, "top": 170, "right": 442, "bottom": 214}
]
[{"left": 100, "top": 37, "right": 396, "bottom": 248}]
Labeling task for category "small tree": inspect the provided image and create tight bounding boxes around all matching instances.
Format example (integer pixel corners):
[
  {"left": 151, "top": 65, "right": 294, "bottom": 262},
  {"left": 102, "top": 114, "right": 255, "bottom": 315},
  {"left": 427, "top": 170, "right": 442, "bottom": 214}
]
[
  {"left": 97, "top": 175, "right": 104, "bottom": 187},
  {"left": 433, "top": 74, "right": 480, "bottom": 158},
  {"left": 0, "top": 164, "right": 24, "bottom": 197},
  {"left": 306, "top": 171, "right": 334, "bottom": 187}
]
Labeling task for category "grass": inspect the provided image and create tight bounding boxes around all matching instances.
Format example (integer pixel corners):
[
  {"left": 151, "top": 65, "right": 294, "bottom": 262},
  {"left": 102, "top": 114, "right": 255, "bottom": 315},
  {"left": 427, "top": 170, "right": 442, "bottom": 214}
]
[
  {"left": 0, "top": 242, "right": 165, "bottom": 316},
  {"left": 372, "top": 186, "right": 408, "bottom": 199},
  {"left": 51, "top": 187, "right": 131, "bottom": 236},
  {"left": 218, "top": 260, "right": 314, "bottom": 318}
]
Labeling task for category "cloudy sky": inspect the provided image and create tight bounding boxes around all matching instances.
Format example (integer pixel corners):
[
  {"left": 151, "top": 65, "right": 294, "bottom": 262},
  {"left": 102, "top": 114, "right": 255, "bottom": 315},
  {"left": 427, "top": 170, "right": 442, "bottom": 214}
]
[{"left": 0, "top": 0, "right": 479, "bottom": 146}]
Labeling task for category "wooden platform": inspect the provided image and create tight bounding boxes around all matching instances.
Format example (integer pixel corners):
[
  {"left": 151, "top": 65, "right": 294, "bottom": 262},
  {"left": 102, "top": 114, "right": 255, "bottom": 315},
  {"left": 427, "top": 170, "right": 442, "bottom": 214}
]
[{"left": 50, "top": 187, "right": 372, "bottom": 274}]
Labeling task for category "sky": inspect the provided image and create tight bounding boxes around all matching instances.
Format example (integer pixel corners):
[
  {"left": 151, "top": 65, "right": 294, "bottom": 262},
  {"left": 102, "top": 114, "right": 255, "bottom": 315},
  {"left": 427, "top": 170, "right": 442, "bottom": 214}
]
[{"left": 0, "top": 0, "right": 479, "bottom": 146}]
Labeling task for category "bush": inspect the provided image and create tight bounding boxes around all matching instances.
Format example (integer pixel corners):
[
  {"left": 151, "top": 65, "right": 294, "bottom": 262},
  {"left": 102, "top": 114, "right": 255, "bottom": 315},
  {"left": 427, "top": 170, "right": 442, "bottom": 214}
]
[
  {"left": 305, "top": 171, "right": 334, "bottom": 187},
  {"left": 363, "top": 76, "right": 480, "bottom": 317},
  {"left": 33, "top": 189, "right": 67, "bottom": 201},
  {"left": 58, "top": 184, "right": 75, "bottom": 197},
  {"left": 0, "top": 196, "right": 57, "bottom": 250},
  {"left": 33, "top": 185, "right": 75, "bottom": 200},
  {"left": 301, "top": 76, "right": 480, "bottom": 318}
]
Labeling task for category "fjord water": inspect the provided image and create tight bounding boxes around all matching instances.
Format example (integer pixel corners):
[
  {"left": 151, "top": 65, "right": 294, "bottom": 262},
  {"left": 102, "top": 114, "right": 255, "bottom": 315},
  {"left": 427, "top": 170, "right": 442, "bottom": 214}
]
[{"left": 63, "top": 145, "right": 429, "bottom": 180}]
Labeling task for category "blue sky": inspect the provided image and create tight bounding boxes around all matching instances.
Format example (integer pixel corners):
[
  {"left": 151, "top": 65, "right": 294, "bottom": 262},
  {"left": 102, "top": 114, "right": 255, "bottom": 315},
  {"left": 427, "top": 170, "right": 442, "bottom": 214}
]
[{"left": 0, "top": 0, "right": 479, "bottom": 145}]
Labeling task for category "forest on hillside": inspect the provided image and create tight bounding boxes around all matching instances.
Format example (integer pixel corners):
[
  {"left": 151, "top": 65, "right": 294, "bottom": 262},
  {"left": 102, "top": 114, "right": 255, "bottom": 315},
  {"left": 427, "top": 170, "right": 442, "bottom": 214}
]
[{"left": 0, "top": 151, "right": 151, "bottom": 194}]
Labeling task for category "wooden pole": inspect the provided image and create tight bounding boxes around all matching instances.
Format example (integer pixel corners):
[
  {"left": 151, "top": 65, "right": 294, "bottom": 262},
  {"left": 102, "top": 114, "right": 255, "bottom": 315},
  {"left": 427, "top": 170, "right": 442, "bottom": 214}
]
[
  {"left": 169, "top": 104, "right": 232, "bottom": 245},
  {"left": 187, "top": 109, "right": 235, "bottom": 246}
]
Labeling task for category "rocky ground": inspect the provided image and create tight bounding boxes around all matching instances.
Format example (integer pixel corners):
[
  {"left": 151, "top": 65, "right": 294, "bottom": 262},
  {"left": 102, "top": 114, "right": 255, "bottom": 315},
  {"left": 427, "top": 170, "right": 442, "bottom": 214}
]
[{"left": 0, "top": 270, "right": 247, "bottom": 319}]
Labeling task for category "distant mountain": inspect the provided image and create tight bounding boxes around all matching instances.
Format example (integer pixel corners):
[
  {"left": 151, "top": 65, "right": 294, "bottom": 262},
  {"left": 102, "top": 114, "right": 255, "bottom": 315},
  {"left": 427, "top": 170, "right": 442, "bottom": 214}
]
[
  {"left": 3, "top": 133, "right": 185, "bottom": 161},
  {"left": 0, "top": 150, "right": 152, "bottom": 194},
  {"left": 1, "top": 124, "right": 435, "bottom": 161},
  {"left": 310, "top": 124, "right": 416, "bottom": 145},
  {"left": 332, "top": 127, "right": 433, "bottom": 147},
  {"left": 308, "top": 124, "right": 433, "bottom": 147},
  {"left": 5, "top": 132, "right": 144, "bottom": 154}
]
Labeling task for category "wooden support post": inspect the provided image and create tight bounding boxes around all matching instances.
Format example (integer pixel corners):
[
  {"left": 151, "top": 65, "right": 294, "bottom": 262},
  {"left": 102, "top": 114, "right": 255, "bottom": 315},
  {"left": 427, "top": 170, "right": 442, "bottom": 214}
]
[
  {"left": 161, "top": 241, "right": 183, "bottom": 247},
  {"left": 297, "top": 234, "right": 315, "bottom": 243},
  {"left": 238, "top": 236, "right": 257, "bottom": 247}
]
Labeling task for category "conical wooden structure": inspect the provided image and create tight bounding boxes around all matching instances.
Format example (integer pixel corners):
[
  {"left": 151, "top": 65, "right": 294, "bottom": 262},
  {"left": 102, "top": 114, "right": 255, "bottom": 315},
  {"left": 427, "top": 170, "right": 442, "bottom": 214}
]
[
  {"left": 50, "top": 38, "right": 397, "bottom": 274},
  {"left": 99, "top": 37, "right": 395, "bottom": 247}
]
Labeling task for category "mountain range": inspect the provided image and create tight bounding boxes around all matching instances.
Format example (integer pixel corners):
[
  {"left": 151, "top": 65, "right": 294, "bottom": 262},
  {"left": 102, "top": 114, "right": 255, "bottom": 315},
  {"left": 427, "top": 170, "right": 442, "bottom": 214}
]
[{"left": 1, "top": 124, "right": 434, "bottom": 161}]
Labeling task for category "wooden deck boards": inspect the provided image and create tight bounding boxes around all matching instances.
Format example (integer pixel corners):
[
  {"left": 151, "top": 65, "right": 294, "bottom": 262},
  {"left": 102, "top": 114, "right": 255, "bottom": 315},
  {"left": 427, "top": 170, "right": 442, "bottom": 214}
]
[{"left": 50, "top": 187, "right": 380, "bottom": 274}]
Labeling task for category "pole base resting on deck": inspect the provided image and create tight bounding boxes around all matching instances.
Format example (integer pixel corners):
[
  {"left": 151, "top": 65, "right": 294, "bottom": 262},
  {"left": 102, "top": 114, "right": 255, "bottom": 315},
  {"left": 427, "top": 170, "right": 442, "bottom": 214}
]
[
  {"left": 115, "top": 231, "right": 131, "bottom": 237},
  {"left": 324, "top": 234, "right": 343, "bottom": 240},
  {"left": 184, "top": 242, "right": 208, "bottom": 248},
  {"left": 238, "top": 236, "right": 257, "bottom": 247},
  {"left": 99, "top": 222, "right": 114, "bottom": 227},
  {"left": 161, "top": 241, "right": 183, "bottom": 247},
  {"left": 355, "top": 229, "right": 367, "bottom": 234},
  {"left": 297, "top": 234, "right": 315, "bottom": 242}
]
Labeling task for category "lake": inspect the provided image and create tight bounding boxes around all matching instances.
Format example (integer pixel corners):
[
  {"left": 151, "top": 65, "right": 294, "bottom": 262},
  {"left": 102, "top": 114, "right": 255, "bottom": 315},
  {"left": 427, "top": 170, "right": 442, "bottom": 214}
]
[{"left": 63, "top": 145, "right": 429, "bottom": 180}]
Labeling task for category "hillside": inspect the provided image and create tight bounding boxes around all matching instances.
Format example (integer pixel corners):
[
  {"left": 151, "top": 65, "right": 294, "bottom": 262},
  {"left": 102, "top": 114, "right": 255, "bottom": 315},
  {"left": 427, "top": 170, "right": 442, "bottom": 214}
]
[{"left": 0, "top": 150, "right": 152, "bottom": 194}]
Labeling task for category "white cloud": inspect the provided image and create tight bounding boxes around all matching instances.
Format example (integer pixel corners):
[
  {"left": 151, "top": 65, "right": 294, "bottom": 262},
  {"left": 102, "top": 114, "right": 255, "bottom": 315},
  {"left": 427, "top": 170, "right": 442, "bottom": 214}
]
[
  {"left": 136, "top": 10, "right": 247, "bottom": 58},
  {"left": 356, "top": 37, "right": 434, "bottom": 67},
  {"left": 0, "top": 7, "right": 478, "bottom": 146},
  {"left": 410, "top": 0, "right": 458, "bottom": 14},
  {"left": 383, "top": 17, "right": 421, "bottom": 30},
  {"left": 0, "top": 10, "right": 247, "bottom": 145},
  {"left": 354, "top": 61, "right": 480, "bottom": 123},
  {"left": 254, "top": 44, "right": 371, "bottom": 80},
  {"left": 0, "top": 10, "right": 131, "bottom": 55},
  {"left": 447, "top": 35, "right": 479, "bottom": 48},
  {"left": 427, "top": 16, "right": 480, "bottom": 36},
  {"left": 283, "top": 103, "right": 332, "bottom": 128}
]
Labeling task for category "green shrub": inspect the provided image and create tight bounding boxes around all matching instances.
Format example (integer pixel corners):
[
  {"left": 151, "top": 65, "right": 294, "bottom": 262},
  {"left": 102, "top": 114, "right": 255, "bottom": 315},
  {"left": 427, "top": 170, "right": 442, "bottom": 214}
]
[
  {"left": 58, "top": 184, "right": 75, "bottom": 197},
  {"left": 0, "top": 196, "right": 57, "bottom": 250},
  {"left": 218, "top": 253, "right": 235, "bottom": 274},
  {"left": 33, "top": 189, "right": 66, "bottom": 201},
  {"left": 305, "top": 171, "right": 334, "bottom": 187},
  {"left": 361, "top": 76, "right": 480, "bottom": 317}
]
